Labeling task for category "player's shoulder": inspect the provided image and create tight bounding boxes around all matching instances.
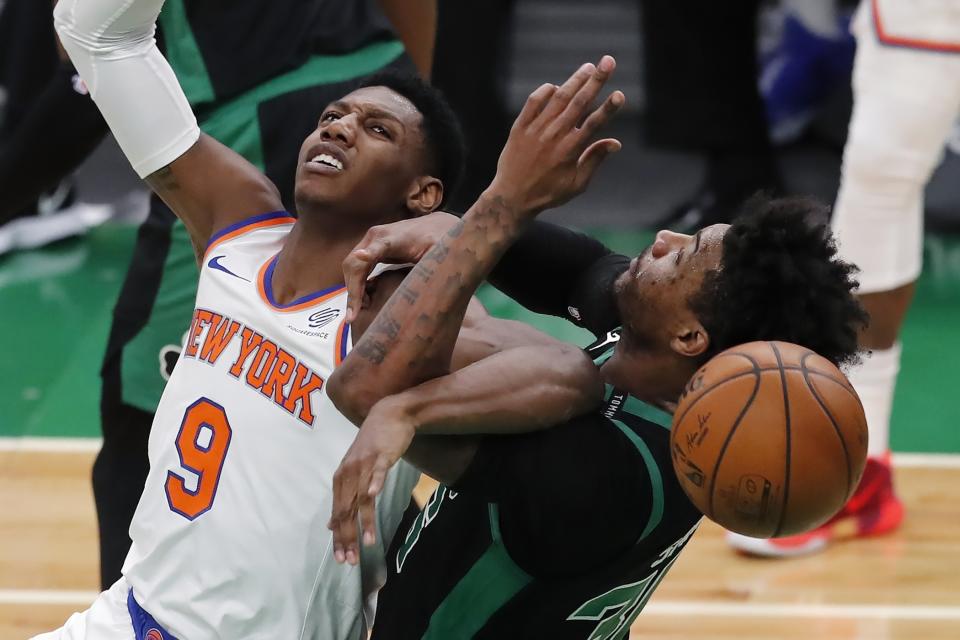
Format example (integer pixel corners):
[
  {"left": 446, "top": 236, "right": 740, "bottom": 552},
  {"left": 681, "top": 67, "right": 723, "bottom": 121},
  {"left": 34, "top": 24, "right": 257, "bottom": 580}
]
[{"left": 204, "top": 210, "right": 296, "bottom": 257}]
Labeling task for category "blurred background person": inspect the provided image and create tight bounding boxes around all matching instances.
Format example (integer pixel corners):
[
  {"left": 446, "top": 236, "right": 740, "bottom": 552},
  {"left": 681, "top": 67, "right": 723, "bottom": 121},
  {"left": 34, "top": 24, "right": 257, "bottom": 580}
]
[
  {"left": 0, "top": 0, "right": 113, "bottom": 253},
  {"left": 640, "top": 0, "right": 783, "bottom": 232},
  {"left": 431, "top": 0, "right": 517, "bottom": 213}
]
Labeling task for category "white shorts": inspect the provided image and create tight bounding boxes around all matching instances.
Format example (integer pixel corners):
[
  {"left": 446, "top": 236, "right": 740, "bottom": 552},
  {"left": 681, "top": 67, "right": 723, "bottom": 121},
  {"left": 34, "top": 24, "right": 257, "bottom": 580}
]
[
  {"left": 31, "top": 578, "right": 134, "bottom": 640},
  {"left": 831, "top": 0, "right": 960, "bottom": 293}
]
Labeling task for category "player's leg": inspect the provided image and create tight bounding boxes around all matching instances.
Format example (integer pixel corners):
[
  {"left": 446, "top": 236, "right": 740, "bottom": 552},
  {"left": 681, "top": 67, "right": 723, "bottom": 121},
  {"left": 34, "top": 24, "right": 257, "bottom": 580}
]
[
  {"left": 94, "top": 360, "right": 155, "bottom": 588},
  {"left": 30, "top": 578, "right": 134, "bottom": 640},
  {"left": 728, "top": 0, "right": 960, "bottom": 557}
]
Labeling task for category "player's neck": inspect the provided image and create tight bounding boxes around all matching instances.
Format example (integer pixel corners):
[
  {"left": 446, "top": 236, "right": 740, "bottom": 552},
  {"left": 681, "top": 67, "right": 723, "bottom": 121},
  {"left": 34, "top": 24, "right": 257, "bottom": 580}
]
[
  {"left": 270, "top": 220, "right": 364, "bottom": 305},
  {"left": 600, "top": 347, "right": 696, "bottom": 415}
]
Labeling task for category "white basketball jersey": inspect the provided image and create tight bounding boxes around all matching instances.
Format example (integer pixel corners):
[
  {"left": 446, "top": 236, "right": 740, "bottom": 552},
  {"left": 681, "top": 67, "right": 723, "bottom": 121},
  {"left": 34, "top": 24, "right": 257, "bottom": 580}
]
[{"left": 122, "top": 212, "right": 420, "bottom": 640}]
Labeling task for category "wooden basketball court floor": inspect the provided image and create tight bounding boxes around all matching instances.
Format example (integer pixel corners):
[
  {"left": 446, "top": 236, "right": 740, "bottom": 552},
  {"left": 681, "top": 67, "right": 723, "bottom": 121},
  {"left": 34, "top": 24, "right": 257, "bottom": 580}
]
[{"left": 2, "top": 442, "right": 958, "bottom": 639}]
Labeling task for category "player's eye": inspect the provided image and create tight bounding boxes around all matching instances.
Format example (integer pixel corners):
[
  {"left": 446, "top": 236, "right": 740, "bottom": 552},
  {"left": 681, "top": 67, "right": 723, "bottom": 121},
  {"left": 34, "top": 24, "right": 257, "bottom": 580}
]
[
  {"left": 369, "top": 124, "right": 391, "bottom": 139},
  {"left": 320, "top": 111, "right": 341, "bottom": 124},
  {"left": 674, "top": 249, "right": 684, "bottom": 265}
]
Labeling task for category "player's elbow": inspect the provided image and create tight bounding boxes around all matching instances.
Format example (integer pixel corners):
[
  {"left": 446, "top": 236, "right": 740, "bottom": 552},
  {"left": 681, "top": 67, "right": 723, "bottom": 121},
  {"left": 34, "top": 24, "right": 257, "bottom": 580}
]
[
  {"left": 327, "top": 368, "right": 381, "bottom": 426},
  {"left": 55, "top": 0, "right": 155, "bottom": 61}
]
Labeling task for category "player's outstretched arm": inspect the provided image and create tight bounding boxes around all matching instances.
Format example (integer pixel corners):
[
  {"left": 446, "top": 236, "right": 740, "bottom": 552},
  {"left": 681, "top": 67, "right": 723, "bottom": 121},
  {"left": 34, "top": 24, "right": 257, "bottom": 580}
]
[
  {"left": 343, "top": 215, "right": 628, "bottom": 336},
  {"left": 54, "top": 0, "right": 282, "bottom": 258}
]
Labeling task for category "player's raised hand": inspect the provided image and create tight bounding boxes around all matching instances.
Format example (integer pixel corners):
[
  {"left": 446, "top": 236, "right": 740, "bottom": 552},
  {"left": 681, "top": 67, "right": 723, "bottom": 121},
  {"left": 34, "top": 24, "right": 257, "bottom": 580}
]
[
  {"left": 488, "top": 55, "right": 625, "bottom": 216},
  {"left": 328, "top": 397, "right": 418, "bottom": 565},
  {"left": 342, "top": 212, "right": 460, "bottom": 323}
]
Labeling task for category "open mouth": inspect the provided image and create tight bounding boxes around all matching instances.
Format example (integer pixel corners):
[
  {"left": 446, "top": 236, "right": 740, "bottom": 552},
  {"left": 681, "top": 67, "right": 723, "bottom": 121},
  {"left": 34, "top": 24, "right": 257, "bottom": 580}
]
[{"left": 308, "top": 153, "right": 344, "bottom": 171}]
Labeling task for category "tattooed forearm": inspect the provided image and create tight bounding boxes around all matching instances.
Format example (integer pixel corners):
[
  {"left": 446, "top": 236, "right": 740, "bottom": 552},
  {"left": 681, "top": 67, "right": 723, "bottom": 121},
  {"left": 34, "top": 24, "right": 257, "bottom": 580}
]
[
  {"left": 335, "top": 191, "right": 531, "bottom": 410},
  {"left": 352, "top": 339, "right": 389, "bottom": 365}
]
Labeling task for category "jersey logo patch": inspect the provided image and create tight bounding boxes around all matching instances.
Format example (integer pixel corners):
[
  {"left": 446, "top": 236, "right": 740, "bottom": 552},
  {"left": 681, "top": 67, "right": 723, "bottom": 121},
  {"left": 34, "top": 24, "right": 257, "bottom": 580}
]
[
  {"left": 208, "top": 255, "right": 251, "bottom": 282},
  {"left": 396, "top": 485, "right": 457, "bottom": 573},
  {"left": 308, "top": 308, "right": 340, "bottom": 329}
]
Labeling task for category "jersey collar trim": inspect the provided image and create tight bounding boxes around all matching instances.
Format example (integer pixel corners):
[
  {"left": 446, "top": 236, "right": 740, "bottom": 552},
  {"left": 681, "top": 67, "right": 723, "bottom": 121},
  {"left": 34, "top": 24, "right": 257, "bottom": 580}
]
[
  {"left": 603, "top": 385, "right": 673, "bottom": 430},
  {"left": 257, "top": 254, "right": 346, "bottom": 313},
  {"left": 204, "top": 211, "right": 296, "bottom": 259}
]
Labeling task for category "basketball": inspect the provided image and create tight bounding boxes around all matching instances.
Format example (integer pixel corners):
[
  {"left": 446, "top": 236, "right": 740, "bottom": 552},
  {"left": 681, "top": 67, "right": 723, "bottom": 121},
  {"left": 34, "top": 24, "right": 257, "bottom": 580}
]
[{"left": 670, "top": 341, "right": 869, "bottom": 538}]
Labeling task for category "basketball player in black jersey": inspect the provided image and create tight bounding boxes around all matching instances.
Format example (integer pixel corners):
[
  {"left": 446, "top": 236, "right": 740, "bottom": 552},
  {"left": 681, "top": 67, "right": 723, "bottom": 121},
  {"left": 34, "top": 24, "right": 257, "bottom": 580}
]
[{"left": 325, "top": 62, "right": 869, "bottom": 638}]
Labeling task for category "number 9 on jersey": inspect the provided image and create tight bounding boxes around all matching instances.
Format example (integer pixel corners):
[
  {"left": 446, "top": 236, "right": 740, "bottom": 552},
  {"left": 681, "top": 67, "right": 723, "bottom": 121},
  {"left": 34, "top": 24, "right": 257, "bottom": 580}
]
[{"left": 165, "top": 398, "right": 233, "bottom": 520}]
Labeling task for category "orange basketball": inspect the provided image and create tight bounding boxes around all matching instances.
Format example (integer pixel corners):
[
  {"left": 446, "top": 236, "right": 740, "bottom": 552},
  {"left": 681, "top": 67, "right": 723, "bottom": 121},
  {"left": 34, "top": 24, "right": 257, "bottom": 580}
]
[{"left": 670, "top": 341, "right": 868, "bottom": 538}]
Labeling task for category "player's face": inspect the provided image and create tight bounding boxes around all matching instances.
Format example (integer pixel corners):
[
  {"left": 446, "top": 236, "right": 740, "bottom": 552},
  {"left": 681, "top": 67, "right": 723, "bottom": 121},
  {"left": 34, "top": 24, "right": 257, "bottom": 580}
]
[
  {"left": 613, "top": 224, "right": 728, "bottom": 349},
  {"left": 294, "top": 86, "right": 434, "bottom": 220}
]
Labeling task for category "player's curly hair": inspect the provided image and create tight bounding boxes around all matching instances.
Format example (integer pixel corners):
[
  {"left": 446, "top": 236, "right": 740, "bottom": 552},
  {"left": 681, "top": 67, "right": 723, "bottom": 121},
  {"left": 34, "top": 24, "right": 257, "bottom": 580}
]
[
  {"left": 357, "top": 71, "right": 466, "bottom": 208},
  {"left": 689, "top": 194, "right": 869, "bottom": 368}
]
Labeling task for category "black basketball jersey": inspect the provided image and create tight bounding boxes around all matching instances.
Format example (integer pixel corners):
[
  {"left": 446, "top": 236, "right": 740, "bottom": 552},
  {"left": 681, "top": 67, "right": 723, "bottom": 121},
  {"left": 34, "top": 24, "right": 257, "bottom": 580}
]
[
  {"left": 157, "top": 0, "right": 396, "bottom": 108},
  {"left": 371, "top": 334, "right": 703, "bottom": 640}
]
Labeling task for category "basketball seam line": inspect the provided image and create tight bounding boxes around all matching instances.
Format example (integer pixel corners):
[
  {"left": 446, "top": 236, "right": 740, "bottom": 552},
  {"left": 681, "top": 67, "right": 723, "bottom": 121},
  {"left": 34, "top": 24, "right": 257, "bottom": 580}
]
[
  {"left": 705, "top": 353, "right": 763, "bottom": 523},
  {"left": 801, "top": 353, "right": 854, "bottom": 500},
  {"left": 673, "top": 367, "right": 850, "bottom": 432},
  {"left": 771, "top": 342, "right": 792, "bottom": 538}
]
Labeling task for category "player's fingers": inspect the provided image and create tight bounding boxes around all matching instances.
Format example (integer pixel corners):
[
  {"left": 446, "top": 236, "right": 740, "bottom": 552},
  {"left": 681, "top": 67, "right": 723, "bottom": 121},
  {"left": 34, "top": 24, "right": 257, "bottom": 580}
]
[
  {"left": 515, "top": 83, "right": 558, "bottom": 129},
  {"left": 367, "top": 463, "right": 389, "bottom": 499},
  {"left": 534, "top": 62, "right": 595, "bottom": 130},
  {"left": 339, "top": 513, "right": 361, "bottom": 565},
  {"left": 551, "top": 55, "right": 616, "bottom": 135},
  {"left": 575, "top": 138, "right": 622, "bottom": 190},
  {"left": 358, "top": 491, "right": 378, "bottom": 548},
  {"left": 336, "top": 485, "right": 361, "bottom": 565},
  {"left": 331, "top": 464, "right": 361, "bottom": 562},
  {"left": 343, "top": 249, "right": 377, "bottom": 324},
  {"left": 576, "top": 90, "right": 626, "bottom": 143}
]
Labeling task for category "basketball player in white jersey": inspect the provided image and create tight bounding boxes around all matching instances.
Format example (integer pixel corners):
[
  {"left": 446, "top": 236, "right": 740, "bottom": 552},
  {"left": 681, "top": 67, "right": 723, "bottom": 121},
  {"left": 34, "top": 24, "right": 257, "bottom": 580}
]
[
  {"left": 41, "top": 0, "right": 622, "bottom": 638},
  {"left": 40, "top": 0, "right": 624, "bottom": 637},
  {"left": 729, "top": 0, "right": 960, "bottom": 557}
]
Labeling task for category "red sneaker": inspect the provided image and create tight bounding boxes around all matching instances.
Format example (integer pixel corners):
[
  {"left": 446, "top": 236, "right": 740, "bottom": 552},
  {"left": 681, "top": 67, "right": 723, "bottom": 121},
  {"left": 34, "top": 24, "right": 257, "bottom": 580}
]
[{"left": 726, "top": 454, "right": 904, "bottom": 558}]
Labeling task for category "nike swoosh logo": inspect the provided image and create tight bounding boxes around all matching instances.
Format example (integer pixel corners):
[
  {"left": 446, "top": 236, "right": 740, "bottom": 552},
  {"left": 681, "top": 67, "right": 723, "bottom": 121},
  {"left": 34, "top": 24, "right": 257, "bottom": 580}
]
[{"left": 208, "top": 255, "right": 251, "bottom": 282}]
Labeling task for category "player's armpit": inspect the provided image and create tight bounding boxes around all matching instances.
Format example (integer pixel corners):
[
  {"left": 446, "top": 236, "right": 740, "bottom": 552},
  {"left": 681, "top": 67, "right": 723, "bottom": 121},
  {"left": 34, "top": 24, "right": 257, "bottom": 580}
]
[{"left": 145, "top": 134, "right": 283, "bottom": 260}]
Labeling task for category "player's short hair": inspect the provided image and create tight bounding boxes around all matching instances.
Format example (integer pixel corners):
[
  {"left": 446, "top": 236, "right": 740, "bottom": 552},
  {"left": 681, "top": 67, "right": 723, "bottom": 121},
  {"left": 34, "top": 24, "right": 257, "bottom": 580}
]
[
  {"left": 357, "top": 71, "right": 466, "bottom": 208},
  {"left": 689, "top": 194, "right": 868, "bottom": 368}
]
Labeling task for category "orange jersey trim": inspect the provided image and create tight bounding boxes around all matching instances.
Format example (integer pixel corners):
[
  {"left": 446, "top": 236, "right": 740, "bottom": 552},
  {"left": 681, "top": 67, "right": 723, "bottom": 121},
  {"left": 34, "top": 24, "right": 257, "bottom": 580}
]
[
  {"left": 204, "top": 211, "right": 297, "bottom": 260},
  {"left": 256, "top": 254, "right": 346, "bottom": 313},
  {"left": 872, "top": 0, "right": 960, "bottom": 54}
]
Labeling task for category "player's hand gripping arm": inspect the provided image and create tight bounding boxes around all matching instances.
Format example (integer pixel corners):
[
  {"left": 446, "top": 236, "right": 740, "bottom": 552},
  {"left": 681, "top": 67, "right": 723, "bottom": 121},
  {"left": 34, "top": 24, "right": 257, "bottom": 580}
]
[{"left": 53, "top": 0, "right": 282, "bottom": 258}]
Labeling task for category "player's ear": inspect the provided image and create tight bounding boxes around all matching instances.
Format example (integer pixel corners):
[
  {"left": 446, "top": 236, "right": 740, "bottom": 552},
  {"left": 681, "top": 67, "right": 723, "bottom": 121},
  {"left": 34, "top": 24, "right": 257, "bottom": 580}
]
[
  {"left": 405, "top": 176, "right": 443, "bottom": 216},
  {"left": 670, "top": 320, "right": 709, "bottom": 359}
]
